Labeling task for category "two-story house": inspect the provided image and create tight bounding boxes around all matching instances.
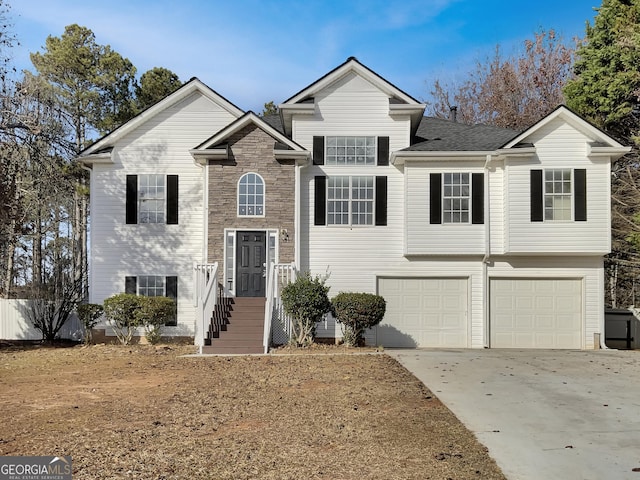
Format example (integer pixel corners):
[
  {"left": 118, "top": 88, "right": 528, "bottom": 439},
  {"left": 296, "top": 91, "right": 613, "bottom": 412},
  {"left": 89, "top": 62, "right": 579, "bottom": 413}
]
[{"left": 78, "top": 57, "right": 629, "bottom": 352}]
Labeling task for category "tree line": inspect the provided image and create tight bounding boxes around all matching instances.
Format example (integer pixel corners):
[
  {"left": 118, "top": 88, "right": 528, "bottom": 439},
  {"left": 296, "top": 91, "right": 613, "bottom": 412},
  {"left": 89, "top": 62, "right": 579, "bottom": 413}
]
[{"left": 0, "top": 1, "right": 183, "bottom": 339}]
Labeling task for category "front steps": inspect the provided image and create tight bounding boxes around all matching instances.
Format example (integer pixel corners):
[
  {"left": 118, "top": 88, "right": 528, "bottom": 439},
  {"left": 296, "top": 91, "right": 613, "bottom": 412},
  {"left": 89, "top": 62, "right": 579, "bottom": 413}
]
[{"left": 202, "top": 297, "right": 265, "bottom": 354}]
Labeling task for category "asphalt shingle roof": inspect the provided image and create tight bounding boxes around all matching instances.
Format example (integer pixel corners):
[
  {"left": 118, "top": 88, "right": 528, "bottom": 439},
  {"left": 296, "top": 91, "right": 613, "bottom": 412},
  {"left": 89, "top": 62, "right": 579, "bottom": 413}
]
[
  {"left": 407, "top": 117, "right": 520, "bottom": 152},
  {"left": 260, "top": 113, "right": 520, "bottom": 152}
]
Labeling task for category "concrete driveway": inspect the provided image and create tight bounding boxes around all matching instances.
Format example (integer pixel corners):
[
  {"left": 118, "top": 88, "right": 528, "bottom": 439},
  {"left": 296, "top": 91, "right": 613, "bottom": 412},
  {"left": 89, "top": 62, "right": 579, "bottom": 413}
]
[{"left": 387, "top": 349, "right": 640, "bottom": 480}]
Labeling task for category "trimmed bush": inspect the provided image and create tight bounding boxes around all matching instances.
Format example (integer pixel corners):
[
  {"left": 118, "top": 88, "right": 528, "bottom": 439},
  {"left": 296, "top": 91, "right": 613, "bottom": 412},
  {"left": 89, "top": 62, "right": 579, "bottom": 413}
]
[
  {"left": 76, "top": 303, "right": 104, "bottom": 345},
  {"left": 136, "top": 296, "right": 175, "bottom": 345},
  {"left": 281, "top": 272, "right": 332, "bottom": 347},
  {"left": 332, "top": 292, "right": 386, "bottom": 347},
  {"left": 103, "top": 293, "right": 141, "bottom": 345}
]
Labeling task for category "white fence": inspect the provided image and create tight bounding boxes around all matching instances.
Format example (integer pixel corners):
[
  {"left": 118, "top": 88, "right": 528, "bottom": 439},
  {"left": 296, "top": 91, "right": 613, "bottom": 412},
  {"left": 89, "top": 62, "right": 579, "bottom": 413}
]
[{"left": 0, "top": 299, "right": 82, "bottom": 341}]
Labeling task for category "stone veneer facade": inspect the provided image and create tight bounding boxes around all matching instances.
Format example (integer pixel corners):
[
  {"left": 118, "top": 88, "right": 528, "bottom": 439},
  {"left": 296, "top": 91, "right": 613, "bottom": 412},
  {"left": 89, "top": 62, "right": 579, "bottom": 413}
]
[{"left": 207, "top": 124, "right": 296, "bottom": 274}]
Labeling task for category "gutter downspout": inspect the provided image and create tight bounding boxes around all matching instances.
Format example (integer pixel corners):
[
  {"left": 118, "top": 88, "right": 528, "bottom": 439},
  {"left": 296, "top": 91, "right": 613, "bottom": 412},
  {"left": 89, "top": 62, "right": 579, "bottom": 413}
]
[
  {"left": 80, "top": 163, "right": 93, "bottom": 304},
  {"left": 294, "top": 161, "right": 301, "bottom": 269},
  {"left": 482, "top": 154, "right": 492, "bottom": 348}
]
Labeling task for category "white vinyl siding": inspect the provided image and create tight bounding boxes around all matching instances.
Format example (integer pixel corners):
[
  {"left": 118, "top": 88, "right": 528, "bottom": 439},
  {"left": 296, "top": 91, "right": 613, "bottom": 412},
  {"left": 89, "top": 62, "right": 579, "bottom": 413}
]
[
  {"left": 405, "top": 164, "right": 485, "bottom": 255},
  {"left": 506, "top": 117, "right": 611, "bottom": 254},
  {"left": 376, "top": 277, "right": 468, "bottom": 347},
  {"left": 294, "top": 70, "right": 414, "bottom": 340},
  {"left": 89, "top": 92, "right": 239, "bottom": 336}
]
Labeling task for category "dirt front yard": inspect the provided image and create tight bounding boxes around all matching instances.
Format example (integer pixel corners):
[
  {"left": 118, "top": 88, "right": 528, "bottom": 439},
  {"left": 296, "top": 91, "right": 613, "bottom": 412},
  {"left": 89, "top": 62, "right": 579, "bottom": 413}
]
[{"left": 0, "top": 344, "right": 504, "bottom": 479}]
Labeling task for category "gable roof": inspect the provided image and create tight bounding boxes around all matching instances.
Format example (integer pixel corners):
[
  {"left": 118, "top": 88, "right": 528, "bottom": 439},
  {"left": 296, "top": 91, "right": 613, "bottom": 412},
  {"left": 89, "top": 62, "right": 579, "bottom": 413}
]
[
  {"left": 502, "top": 105, "right": 629, "bottom": 155},
  {"left": 190, "top": 111, "right": 309, "bottom": 164},
  {"left": 78, "top": 78, "right": 244, "bottom": 162},
  {"left": 278, "top": 57, "right": 426, "bottom": 136}
]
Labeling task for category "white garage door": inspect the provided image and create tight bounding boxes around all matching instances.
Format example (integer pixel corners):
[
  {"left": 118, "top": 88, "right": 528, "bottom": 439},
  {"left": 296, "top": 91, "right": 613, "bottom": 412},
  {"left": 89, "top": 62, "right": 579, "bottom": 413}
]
[
  {"left": 376, "top": 277, "right": 468, "bottom": 348},
  {"left": 490, "top": 278, "right": 582, "bottom": 349}
]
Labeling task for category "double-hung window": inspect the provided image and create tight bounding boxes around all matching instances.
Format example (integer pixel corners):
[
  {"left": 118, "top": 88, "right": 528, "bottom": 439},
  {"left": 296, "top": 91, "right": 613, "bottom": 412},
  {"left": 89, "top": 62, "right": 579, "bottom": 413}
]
[
  {"left": 429, "top": 172, "right": 484, "bottom": 224},
  {"left": 315, "top": 175, "right": 386, "bottom": 226},
  {"left": 442, "top": 173, "right": 470, "bottom": 224},
  {"left": 126, "top": 174, "right": 178, "bottom": 225},
  {"left": 530, "top": 169, "right": 586, "bottom": 222},
  {"left": 544, "top": 169, "right": 572, "bottom": 221},
  {"left": 139, "top": 174, "right": 165, "bottom": 223},
  {"left": 327, "top": 176, "right": 374, "bottom": 225}
]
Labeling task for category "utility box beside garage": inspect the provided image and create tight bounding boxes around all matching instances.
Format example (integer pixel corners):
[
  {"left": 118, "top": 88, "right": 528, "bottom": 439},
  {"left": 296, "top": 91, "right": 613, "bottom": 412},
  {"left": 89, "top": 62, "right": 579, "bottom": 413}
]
[{"left": 605, "top": 309, "right": 639, "bottom": 350}]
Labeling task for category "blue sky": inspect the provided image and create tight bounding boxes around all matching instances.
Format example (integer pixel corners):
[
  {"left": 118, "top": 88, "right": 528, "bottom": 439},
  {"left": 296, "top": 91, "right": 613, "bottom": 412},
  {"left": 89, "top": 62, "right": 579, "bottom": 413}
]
[{"left": 11, "top": 0, "right": 599, "bottom": 113}]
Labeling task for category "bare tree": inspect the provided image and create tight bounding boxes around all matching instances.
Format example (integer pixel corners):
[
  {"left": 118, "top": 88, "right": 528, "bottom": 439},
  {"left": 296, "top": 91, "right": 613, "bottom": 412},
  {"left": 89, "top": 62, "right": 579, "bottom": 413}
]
[{"left": 426, "top": 29, "right": 575, "bottom": 130}]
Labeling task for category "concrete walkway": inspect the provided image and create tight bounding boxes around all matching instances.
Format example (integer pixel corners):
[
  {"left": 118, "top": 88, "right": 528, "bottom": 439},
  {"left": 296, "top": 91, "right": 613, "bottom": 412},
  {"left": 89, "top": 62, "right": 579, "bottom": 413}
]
[{"left": 387, "top": 349, "right": 640, "bottom": 480}]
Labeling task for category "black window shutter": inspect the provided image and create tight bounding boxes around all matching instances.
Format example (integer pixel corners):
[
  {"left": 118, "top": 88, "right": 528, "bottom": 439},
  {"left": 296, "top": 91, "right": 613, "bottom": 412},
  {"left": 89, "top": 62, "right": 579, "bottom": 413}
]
[
  {"left": 166, "top": 175, "right": 179, "bottom": 224},
  {"left": 313, "top": 136, "right": 324, "bottom": 165},
  {"left": 471, "top": 173, "right": 484, "bottom": 224},
  {"left": 574, "top": 169, "right": 587, "bottom": 221},
  {"left": 165, "top": 276, "right": 178, "bottom": 326},
  {"left": 377, "top": 136, "right": 389, "bottom": 166},
  {"left": 375, "top": 176, "right": 387, "bottom": 226},
  {"left": 126, "top": 175, "right": 138, "bottom": 224},
  {"left": 314, "top": 176, "right": 327, "bottom": 225},
  {"left": 530, "top": 170, "right": 543, "bottom": 222},
  {"left": 430, "top": 173, "right": 442, "bottom": 224},
  {"left": 125, "top": 276, "right": 137, "bottom": 294}
]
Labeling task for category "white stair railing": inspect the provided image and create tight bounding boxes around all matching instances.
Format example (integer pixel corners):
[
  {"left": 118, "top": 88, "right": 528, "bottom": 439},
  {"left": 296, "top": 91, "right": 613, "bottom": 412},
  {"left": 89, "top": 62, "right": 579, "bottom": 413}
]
[
  {"left": 193, "top": 262, "right": 218, "bottom": 353},
  {"left": 263, "top": 263, "right": 297, "bottom": 353}
]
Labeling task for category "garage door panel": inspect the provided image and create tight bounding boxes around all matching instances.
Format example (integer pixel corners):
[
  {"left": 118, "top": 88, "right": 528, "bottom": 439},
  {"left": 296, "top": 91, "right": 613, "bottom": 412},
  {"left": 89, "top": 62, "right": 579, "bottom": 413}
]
[
  {"left": 377, "top": 277, "right": 468, "bottom": 348},
  {"left": 491, "top": 279, "right": 582, "bottom": 349}
]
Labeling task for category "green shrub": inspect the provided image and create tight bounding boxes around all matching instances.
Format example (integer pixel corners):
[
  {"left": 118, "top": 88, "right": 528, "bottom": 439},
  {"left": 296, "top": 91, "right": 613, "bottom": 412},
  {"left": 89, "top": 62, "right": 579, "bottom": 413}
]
[
  {"left": 103, "top": 293, "right": 141, "bottom": 345},
  {"left": 76, "top": 303, "right": 104, "bottom": 345},
  {"left": 281, "top": 272, "right": 332, "bottom": 347},
  {"left": 332, "top": 292, "right": 386, "bottom": 347},
  {"left": 136, "top": 296, "right": 175, "bottom": 345}
]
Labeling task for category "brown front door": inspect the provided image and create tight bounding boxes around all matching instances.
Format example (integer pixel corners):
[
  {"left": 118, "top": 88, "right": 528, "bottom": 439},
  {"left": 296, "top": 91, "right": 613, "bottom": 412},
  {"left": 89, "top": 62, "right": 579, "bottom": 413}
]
[{"left": 236, "top": 231, "right": 266, "bottom": 297}]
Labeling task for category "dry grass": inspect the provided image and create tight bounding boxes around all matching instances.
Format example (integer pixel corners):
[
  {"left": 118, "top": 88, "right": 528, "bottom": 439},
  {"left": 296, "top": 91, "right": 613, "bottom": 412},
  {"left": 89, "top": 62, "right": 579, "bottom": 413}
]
[{"left": 0, "top": 344, "right": 505, "bottom": 479}]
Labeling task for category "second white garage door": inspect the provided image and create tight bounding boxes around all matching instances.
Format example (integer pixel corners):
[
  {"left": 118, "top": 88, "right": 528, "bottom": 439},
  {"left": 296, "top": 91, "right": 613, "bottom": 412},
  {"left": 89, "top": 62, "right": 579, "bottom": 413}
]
[
  {"left": 490, "top": 278, "right": 583, "bottom": 349},
  {"left": 376, "top": 277, "right": 468, "bottom": 348}
]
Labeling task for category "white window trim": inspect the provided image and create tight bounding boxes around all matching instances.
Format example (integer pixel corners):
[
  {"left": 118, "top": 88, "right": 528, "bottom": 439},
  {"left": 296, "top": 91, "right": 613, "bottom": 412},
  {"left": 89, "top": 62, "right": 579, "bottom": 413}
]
[
  {"left": 237, "top": 172, "right": 266, "bottom": 218},
  {"left": 223, "top": 229, "right": 278, "bottom": 297},
  {"left": 442, "top": 172, "right": 471, "bottom": 225},
  {"left": 137, "top": 275, "right": 166, "bottom": 297},
  {"left": 544, "top": 168, "right": 573, "bottom": 222},
  {"left": 138, "top": 174, "right": 165, "bottom": 224},
  {"left": 325, "top": 136, "right": 377, "bottom": 166},
  {"left": 327, "top": 175, "right": 375, "bottom": 227}
]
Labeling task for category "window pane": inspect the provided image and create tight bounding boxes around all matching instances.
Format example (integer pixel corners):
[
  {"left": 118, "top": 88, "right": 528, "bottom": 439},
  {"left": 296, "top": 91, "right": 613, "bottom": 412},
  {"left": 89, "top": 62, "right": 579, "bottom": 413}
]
[
  {"left": 139, "top": 276, "right": 165, "bottom": 297},
  {"left": 139, "top": 174, "right": 165, "bottom": 224},
  {"left": 544, "top": 169, "right": 572, "bottom": 221},
  {"left": 238, "top": 173, "right": 265, "bottom": 216},
  {"left": 326, "top": 136, "right": 375, "bottom": 165},
  {"left": 442, "top": 172, "right": 471, "bottom": 224}
]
